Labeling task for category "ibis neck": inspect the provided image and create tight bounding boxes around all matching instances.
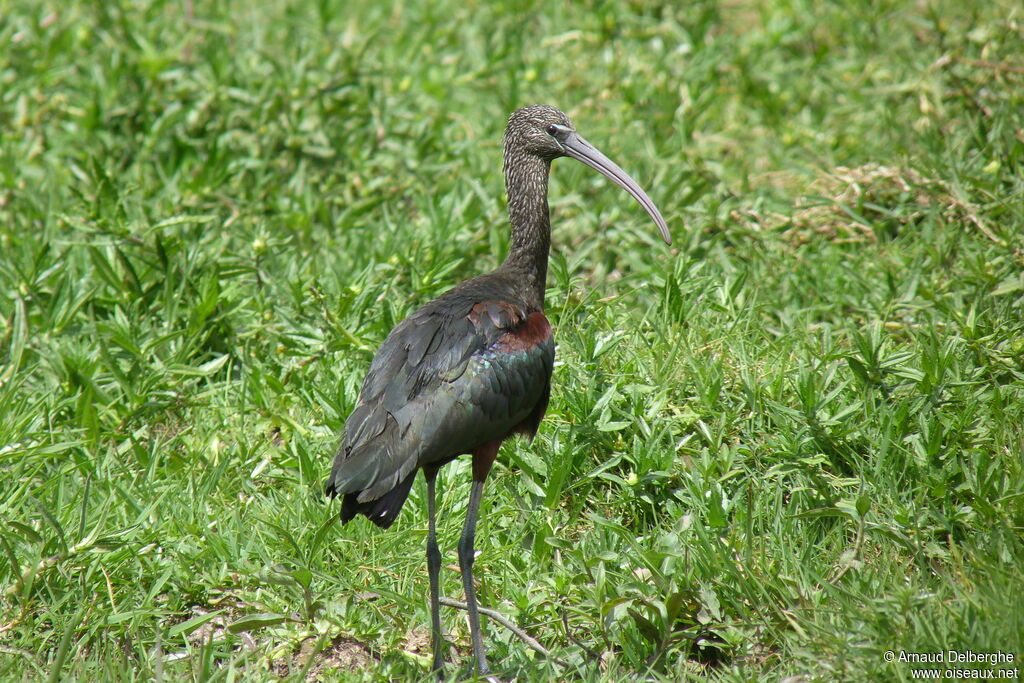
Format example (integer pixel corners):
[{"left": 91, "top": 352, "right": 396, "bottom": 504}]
[{"left": 500, "top": 151, "right": 551, "bottom": 311}]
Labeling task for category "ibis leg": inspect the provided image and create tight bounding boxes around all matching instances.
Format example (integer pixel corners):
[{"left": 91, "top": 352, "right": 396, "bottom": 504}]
[
  {"left": 425, "top": 472, "right": 445, "bottom": 674},
  {"left": 458, "top": 478, "right": 490, "bottom": 676}
]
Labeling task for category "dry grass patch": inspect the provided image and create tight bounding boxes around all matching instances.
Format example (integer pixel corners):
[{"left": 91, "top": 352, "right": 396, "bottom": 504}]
[{"left": 775, "top": 164, "right": 1005, "bottom": 248}]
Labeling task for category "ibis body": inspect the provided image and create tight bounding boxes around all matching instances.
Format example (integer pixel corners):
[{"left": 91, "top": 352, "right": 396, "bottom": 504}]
[{"left": 325, "top": 104, "right": 670, "bottom": 676}]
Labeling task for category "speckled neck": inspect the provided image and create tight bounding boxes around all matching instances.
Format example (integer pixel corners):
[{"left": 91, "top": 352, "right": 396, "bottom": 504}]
[{"left": 499, "top": 145, "right": 551, "bottom": 312}]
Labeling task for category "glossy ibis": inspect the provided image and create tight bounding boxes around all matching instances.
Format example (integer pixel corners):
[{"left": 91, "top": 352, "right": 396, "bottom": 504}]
[{"left": 325, "top": 104, "right": 670, "bottom": 676}]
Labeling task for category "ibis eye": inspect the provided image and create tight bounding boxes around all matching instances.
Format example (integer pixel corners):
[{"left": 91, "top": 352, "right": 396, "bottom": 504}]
[{"left": 546, "top": 124, "right": 559, "bottom": 136}]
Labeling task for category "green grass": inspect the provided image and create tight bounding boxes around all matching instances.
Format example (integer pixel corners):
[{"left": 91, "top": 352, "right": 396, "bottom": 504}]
[{"left": 2, "top": 0, "right": 1023, "bottom": 680}]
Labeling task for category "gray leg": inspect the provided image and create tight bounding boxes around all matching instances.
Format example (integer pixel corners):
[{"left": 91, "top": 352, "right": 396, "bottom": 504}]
[
  {"left": 426, "top": 473, "right": 445, "bottom": 674},
  {"left": 458, "top": 479, "right": 490, "bottom": 676}
]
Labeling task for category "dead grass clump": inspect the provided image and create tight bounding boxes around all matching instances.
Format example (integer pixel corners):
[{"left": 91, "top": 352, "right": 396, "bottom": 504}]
[
  {"left": 781, "top": 164, "right": 1003, "bottom": 248},
  {"left": 278, "top": 635, "right": 375, "bottom": 680}
]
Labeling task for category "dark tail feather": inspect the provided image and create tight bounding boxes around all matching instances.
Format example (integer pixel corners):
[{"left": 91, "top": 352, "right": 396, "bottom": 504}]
[{"left": 339, "top": 470, "right": 417, "bottom": 529}]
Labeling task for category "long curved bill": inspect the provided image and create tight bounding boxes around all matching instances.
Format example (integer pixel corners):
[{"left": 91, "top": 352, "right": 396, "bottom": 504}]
[{"left": 561, "top": 132, "right": 672, "bottom": 245}]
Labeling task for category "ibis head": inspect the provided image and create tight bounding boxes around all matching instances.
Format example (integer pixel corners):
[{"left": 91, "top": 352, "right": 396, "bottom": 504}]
[{"left": 502, "top": 104, "right": 672, "bottom": 246}]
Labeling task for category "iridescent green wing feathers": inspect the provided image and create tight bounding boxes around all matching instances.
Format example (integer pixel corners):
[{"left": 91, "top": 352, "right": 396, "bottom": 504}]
[{"left": 325, "top": 289, "right": 554, "bottom": 527}]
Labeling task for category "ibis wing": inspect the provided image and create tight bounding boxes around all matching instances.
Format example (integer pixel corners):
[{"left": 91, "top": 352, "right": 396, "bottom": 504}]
[{"left": 326, "top": 296, "right": 554, "bottom": 509}]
